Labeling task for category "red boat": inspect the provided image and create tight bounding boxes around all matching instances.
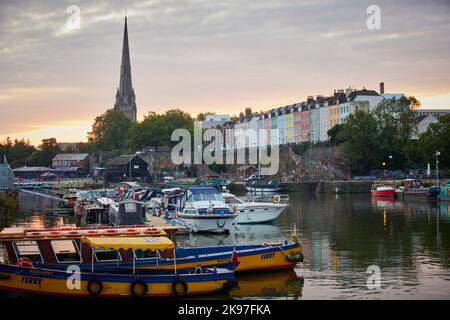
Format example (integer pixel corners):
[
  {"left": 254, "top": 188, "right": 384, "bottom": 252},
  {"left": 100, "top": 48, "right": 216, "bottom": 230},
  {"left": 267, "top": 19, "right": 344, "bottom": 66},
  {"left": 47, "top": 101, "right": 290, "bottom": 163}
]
[{"left": 371, "top": 184, "right": 396, "bottom": 197}]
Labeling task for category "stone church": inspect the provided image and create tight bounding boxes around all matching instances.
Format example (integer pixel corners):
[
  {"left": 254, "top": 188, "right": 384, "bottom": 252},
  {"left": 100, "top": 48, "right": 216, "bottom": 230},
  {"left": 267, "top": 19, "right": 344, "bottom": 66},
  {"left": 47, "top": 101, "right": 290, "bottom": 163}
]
[{"left": 113, "top": 16, "right": 137, "bottom": 122}]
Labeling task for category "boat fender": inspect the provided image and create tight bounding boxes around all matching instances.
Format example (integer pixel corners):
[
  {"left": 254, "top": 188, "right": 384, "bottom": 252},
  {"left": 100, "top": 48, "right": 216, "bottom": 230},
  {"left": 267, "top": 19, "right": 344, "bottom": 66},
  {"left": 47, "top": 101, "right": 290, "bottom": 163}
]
[
  {"left": 285, "top": 252, "right": 304, "bottom": 263},
  {"left": 16, "top": 257, "right": 34, "bottom": 268},
  {"left": 172, "top": 280, "right": 188, "bottom": 297},
  {"left": 130, "top": 280, "right": 148, "bottom": 297},
  {"left": 194, "top": 266, "right": 202, "bottom": 274},
  {"left": 222, "top": 279, "right": 238, "bottom": 290},
  {"left": 87, "top": 279, "right": 103, "bottom": 296},
  {"left": 0, "top": 272, "right": 11, "bottom": 280},
  {"left": 272, "top": 195, "right": 281, "bottom": 204}
]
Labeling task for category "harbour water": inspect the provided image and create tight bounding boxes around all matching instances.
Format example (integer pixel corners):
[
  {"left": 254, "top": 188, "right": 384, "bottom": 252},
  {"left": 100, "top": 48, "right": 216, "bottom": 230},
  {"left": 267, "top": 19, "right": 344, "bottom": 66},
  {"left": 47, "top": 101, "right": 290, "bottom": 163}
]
[{"left": 4, "top": 192, "right": 450, "bottom": 299}]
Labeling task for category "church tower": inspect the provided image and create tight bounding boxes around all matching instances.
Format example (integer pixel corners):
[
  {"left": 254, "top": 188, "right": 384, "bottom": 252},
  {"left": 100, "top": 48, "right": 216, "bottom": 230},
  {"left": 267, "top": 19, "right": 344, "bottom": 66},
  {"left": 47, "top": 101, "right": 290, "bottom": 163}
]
[{"left": 114, "top": 15, "right": 137, "bottom": 122}]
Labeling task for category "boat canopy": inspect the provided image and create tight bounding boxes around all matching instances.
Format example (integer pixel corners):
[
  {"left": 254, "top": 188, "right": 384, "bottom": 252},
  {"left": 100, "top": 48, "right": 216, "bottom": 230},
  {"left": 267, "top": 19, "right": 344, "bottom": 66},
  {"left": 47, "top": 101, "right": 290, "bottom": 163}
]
[{"left": 82, "top": 236, "right": 174, "bottom": 251}]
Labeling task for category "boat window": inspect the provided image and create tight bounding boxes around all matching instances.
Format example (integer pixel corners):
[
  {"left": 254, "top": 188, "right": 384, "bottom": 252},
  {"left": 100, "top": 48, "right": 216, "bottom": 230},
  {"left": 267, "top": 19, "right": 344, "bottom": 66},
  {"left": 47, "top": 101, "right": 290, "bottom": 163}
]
[
  {"left": 94, "top": 249, "right": 122, "bottom": 262},
  {"left": 134, "top": 249, "right": 160, "bottom": 260},
  {"left": 51, "top": 240, "right": 81, "bottom": 263},
  {"left": 13, "top": 240, "right": 43, "bottom": 262},
  {"left": 0, "top": 244, "right": 5, "bottom": 263},
  {"left": 125, "top": 202, "right": 137, "bottom": 213}
]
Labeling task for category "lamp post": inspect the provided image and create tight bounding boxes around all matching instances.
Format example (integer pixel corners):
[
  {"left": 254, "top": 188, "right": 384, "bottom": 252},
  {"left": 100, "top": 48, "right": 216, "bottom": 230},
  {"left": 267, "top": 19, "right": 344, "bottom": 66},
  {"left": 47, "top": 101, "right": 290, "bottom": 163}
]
[{"left": 435, "top": 150, "right": 440, "bottom": 187}]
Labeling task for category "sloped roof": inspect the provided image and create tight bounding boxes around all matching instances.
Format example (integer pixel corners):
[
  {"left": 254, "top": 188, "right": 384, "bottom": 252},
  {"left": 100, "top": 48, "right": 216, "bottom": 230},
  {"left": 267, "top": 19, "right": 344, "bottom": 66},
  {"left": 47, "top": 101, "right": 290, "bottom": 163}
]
[
  {"left": 348, "top": 89, "right": 380, "bottom": 102},
  {"left": 53, "top": 153, "right": 89, "bottom": 161},
  {"left": 106, "top": 155, "right": 149, "bottom": 166}
]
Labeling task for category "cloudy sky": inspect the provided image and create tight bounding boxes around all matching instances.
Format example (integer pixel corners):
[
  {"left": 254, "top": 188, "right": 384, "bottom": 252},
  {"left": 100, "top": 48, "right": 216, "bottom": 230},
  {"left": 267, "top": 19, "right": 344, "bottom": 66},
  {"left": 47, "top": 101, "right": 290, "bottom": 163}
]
[{"left": 0, "top": 0, "right": 449, "bottom": 145}]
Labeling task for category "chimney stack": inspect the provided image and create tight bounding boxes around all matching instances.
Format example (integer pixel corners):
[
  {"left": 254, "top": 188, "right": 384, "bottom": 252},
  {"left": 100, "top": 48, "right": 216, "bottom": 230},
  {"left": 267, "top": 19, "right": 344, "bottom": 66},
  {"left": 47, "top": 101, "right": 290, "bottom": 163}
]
[{"left": 380, "top": 82, "right": 385, "bottom": 94}]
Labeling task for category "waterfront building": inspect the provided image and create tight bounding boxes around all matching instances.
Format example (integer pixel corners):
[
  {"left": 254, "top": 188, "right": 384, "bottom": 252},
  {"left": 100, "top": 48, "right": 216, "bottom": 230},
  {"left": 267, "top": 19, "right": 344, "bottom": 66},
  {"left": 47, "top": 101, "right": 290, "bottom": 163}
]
[
  {"left": 52, "top": 153, "right": 90, "bottom": 170},
  {"left": 293, "top": 103, "right": 302, "bottom": 143},
  {"left": 415, "top": 108, "right": 450, "bottom": 118},
  {"left": 411, "top": 114, "right": 439, "bottom": 139},
  {"left": 319, "top": 99, "right": 330, "bottom": 141},
  {"left": 277, "top": 108, "right": 286, "bottom": 145},
  {"left": 202, "top": 114, "right": 231, "bottom": 128},
  {"left": 347, "top": 88, "right": 383, "bottom": 111},
  {"left": 106, "top": 155, "right": 149, "bottom": 182},
  {"left": 310, "top": 104, "right": 320, "bottom": 143},
  {"left": 262, "top": 113, "right": 271, "bottom": 145},
  {"left": 301, "top": 100, "right": 313, "bottom": 142},
  {"left": 270, "top": 109, "right": 278, "bottom": 145},
  {"left": 285, "top": 105, "right": 295, "bottom": 144},
  {"left": 113, "top": 16, "right": 137, "bottom": 122}
]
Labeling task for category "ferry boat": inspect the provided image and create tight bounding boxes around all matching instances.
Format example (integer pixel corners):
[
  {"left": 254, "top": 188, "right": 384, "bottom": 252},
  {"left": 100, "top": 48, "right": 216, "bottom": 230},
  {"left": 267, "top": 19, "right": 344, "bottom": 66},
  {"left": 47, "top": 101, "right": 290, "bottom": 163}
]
[
  {"left": 222, "top": 193, "right": 288, "bottom": 224},
  {"left": 174, "top": 187, "right": 238, "bottom": 233},
  {"left": 370, "top": 184, "right": 396, "bottom": 197},
  {"left": 0, "top": 225, "right": 303, "bottom": 274},
  {"left": 246, "top": 179, "right": 283, "bottom": 193},
  {"left": 0, "top": 233, "right": 236, "bottom": 297}
]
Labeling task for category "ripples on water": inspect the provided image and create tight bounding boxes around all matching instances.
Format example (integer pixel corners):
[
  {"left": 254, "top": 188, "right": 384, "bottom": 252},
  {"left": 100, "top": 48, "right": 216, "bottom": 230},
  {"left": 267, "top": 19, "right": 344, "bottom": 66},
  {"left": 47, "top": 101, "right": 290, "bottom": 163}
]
[{"left": 2, "top": 192, "right": 450, "bottom": 299}]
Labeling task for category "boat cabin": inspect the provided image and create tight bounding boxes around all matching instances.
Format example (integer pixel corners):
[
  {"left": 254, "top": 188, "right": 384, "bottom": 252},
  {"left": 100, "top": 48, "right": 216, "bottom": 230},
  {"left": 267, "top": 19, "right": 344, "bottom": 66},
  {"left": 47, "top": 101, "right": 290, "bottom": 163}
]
[{"left": 0, "top": 226, "right": 179, "bottom": 266}]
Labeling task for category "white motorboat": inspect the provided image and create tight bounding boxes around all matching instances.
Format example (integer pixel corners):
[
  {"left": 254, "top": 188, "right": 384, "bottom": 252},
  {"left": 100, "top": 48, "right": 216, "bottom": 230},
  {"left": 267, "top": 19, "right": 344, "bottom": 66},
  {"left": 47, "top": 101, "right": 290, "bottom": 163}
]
[
  {"left": 174, "top": 187, "right": 238, "bottom": 233},
  {"left": 222, "top": 193, "right": 288, "bottom": 224}
]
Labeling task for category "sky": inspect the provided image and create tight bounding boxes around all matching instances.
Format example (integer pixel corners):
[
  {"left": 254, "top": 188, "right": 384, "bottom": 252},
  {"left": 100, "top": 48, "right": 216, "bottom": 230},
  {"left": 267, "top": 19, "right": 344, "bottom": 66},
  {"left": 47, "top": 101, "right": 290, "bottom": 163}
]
[{"left": 0, "top": 0, "right": 449, "bottom": 145}]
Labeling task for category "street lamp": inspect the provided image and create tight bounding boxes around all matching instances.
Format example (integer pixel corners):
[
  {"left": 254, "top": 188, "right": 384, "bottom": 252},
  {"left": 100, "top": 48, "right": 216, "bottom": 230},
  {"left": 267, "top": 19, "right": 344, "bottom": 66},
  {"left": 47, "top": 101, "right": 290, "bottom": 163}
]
[{"left": 435, "top": 150, "right": 440, "bottom": 186}]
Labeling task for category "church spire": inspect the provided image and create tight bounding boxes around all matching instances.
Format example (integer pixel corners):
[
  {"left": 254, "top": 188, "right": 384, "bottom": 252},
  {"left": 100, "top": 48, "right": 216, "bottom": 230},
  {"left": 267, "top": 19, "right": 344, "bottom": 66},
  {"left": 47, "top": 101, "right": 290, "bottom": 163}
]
[{"left": 114, "top": 14, "right": 137, "bottom": 122}]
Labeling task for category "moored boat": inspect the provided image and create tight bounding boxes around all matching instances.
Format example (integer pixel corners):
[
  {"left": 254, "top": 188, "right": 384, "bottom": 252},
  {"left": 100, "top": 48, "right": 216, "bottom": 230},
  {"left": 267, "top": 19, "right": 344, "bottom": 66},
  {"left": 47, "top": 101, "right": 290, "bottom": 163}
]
[
  {"left": 0, "top": 225, "right": 303, "bottom": 274},
  {"left": 395, "top": 179, "right": 440, "bottom": 200},
  {"left": 174, "top": 187, "right": 238, "bottom": 233},
  {"left": 246, "top": 179, "right": 283, "bottom": 193},
  {"left": 222, "top": 193, "right": 288, "bottom": 224},
  {"left": 371, "top": 184, "right": 396, "bottom": 197},
  {"left": 438, "top": 181, "right": 450, "bottom": 202},
  {"left": 0, "top": 235, "right": 236, "bottom": 298}
]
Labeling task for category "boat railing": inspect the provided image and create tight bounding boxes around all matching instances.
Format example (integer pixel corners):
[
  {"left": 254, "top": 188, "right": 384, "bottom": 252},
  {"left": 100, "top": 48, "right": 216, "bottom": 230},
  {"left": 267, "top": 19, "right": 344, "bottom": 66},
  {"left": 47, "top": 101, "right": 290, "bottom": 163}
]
[{"left": 244, "top": 194, "right": 290, "bottom": 205}]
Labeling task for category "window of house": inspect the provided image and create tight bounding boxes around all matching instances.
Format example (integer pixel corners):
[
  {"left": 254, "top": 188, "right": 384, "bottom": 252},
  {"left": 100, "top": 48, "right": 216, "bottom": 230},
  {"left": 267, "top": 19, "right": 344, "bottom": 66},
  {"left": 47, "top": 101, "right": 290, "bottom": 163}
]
[
  {"left": 51, "top": 240, "right": 81, "bottom": 263},
  {"left": 13, "top": 240, "right": 43, "bottom": 262},
  {"left": 94, "top": 249, "right": 122, "bottom": 262}
]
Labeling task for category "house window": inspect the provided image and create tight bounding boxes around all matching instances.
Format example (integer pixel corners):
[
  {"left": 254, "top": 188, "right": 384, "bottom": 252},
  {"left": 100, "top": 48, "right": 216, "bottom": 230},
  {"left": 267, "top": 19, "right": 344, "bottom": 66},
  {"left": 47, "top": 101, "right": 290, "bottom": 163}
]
[
  {"left": 94, "top": 249, "right": 122, "bottom": 262},
  {"left": 13, "top": 240, "right": 43, "bottom": 262},
  {"left": 51, "top": 240, "right": 81, "bottom": 263}
]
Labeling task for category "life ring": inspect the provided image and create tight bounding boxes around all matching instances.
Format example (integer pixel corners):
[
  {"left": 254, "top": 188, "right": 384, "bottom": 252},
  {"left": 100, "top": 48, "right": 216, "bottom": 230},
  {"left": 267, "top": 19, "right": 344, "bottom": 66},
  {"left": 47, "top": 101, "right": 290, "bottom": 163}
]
[
  {"left": 194, "top": 266, "right": 202, "bottom": 274},
  {"left": 87, "top": 279, "right": 103, "bottom": 296},
  {"left": 104, "top": 229, "right": 119, "bottom": 235},
  {"left": 272, "top": 195, "right": 281, "bottom": 204},
  {"left": 231, "top": 205, "right": 237, "bottom": 214},
  {"left": 143, "top": 228, "right": 159, "bottom": 235},
  {"left": 126, "top": 229, "right": 139, "bottom": 235},
  {"left": 48, "top": 231, "right": 61, "bottom": 237},
  {"left": 16, "top": 257, "right": 34, "bottom": 268},
  {"left": 0, "top": 272, "right": 11, "bottom": 280},
  {"left": 130, "top": 280, "right": 148, "bottom": 297},
  {"left": 65, "top": 231, "right": 82, "bottom": 237},
  {"left": 86, "top": 231, "right": 101, "bottom": 236},
  {"left": 172, "top": 280, "right": 188, "bottom": 297},
  {"left": 285, "top": 251, "right": 304, "bottom": 263},
  {"left": 28, "top": 232, "right": 43, "bottom": 237},
  {"left": 222, "top": 279, "right": 238, "bottom": 290}
]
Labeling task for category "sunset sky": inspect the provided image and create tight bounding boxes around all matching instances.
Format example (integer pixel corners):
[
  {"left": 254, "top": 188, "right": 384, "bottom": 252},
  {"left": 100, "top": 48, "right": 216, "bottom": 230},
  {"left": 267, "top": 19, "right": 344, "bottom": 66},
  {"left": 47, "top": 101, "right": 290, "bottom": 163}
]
[{"left": 1, "top": 0, "right": 449, "bottom": 145}]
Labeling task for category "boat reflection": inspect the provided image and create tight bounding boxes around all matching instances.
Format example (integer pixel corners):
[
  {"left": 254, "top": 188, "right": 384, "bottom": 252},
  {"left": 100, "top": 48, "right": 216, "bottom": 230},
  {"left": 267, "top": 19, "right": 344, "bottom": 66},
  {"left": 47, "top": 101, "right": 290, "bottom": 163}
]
[
  {"left": 231, "top": 270, "right": 304, "bottom": 299},
  {"left": 177, "top": 223, "right": 286, "bottom": 247}
]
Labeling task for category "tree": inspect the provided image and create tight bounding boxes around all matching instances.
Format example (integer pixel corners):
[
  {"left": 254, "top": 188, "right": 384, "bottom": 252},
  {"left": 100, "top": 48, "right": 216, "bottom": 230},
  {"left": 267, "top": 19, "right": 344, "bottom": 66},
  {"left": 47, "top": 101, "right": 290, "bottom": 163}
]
[
  {"left": 87, "top": 109, "right": 132, "bottom": 152},
  {"left": 196, "top": 112, "right": 215, "bottom": 121},
  {"left": 419, "top": 114, "right": 450, "bottom": 170},
  {"left": 28, "top": 138, "right": 60, "bottom": 167},
  {"left": 339, "top": 110, "right": 380, "bottom": 174},
  {"left": 327, "top": 124, "right": 345, "bottom": 145},
  {"left": 127, "top": 109, "right": 194, "bottom": 152}
]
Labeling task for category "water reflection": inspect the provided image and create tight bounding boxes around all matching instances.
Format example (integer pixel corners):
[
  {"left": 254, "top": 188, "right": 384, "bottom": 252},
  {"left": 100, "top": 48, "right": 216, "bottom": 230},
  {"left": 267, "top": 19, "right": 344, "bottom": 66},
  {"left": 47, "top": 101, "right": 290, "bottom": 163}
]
[{"left": 3, "top": 192, "right": 450, "bottom": 299}]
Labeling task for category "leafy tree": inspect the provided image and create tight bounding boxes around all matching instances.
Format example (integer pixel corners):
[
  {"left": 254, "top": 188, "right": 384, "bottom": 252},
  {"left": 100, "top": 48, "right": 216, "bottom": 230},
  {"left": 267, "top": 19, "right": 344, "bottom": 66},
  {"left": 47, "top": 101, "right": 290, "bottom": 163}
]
[
  {"left": 28, "top": 138, "right": 60, "bottom": 167},
  {"left": 339, "top": 110, "right": 380, "bottom": 174},
  {"left": 327, "top": 124, "right": 345, "bottom": 145},
  {"left": 127, "top": 109, "right": 194, "bottom": 152},
  {"left": 87, "top": 109, "right": 132, "bottom": 151},
  {"left": 196, "top": 112, "right": 215, "bottom": 121},
  {"left": 0, "top": 137, "right": 36, "bottom": 168},
  {"left": 419, "top": 114, "right": 450, "bottom": 170}
]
